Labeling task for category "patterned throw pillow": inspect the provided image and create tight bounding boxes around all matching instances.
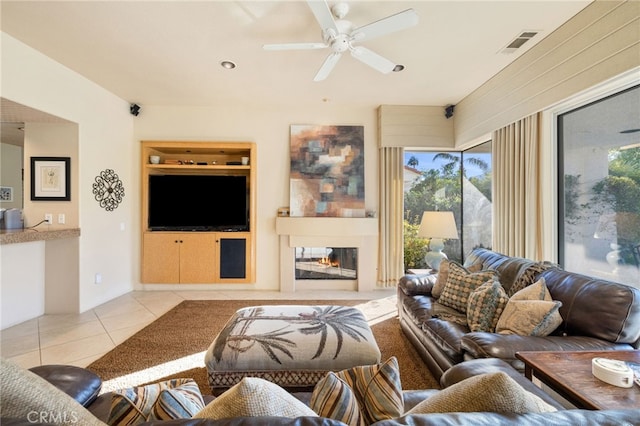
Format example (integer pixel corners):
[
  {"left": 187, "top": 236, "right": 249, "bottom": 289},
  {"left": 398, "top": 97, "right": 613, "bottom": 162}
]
[
  {"left": 496, "top": 300, "right": 563, "bottom": 336},
  {"left": 466, "top": 279, "right": 509, "bottom": 332},
  {"left": 495, "top": 277, "right": 563, "bottom": 336},
  {"left": 310, "top": 372, "right": 362, "bottom": 426},
  {"left": 310, "top": 357, "right": 403, "bottom": 426},
  {"left": 509, "top": 261, "right": 558, "bottom": 296},
  {"left": 432, "top": 260, "right": 483, "bottom": 299},
  {"left": 406, "top": 372, "right": 557, "bottom": 414},
  {"left": 438, "top": 262, "right": 499, "bottom": 313},
  {"left": 193, "top": 377, "right": 317, "bottom": 419},
  {"left": 108, "top": 378, "right": 204, "bottom": 425}
]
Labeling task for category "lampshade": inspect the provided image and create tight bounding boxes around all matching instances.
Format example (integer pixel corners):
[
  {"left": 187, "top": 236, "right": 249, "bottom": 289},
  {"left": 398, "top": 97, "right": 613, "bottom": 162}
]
[{"left": 417, "top": 211, "right": 459, "bottom": 239}]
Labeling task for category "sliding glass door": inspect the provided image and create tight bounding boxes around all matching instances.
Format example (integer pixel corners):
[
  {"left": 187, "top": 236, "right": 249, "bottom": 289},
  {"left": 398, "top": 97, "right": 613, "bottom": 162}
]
[{"left": 558, "top": 85, "right": 640, "bottom": 288}]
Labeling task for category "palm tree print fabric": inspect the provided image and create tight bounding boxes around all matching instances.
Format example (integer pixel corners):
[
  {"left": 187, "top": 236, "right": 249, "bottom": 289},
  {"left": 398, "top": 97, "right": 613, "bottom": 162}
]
[{"left": 205, "top": 305, "right": 381, "bottom": 376}]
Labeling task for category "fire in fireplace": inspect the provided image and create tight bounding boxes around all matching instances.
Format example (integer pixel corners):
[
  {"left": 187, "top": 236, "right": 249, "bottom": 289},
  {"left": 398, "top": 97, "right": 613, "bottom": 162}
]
[{"left": 295, "top": 247, "right": 357, "bottom": 280}]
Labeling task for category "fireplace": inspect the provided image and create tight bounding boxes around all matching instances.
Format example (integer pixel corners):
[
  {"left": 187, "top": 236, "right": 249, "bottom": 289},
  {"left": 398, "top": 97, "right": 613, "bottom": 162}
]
[
  {"left": 276, "top": 217, "right": 377, "bottom": 292},
  {"left": 295, "top": 247, "right": 358, "bottom": 280}
]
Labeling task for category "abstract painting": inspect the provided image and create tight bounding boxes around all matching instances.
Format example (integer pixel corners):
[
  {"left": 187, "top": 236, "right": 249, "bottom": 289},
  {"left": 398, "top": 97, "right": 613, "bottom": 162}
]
[{"left": 290, "top": 125, "right": 364, "bottom": 217}]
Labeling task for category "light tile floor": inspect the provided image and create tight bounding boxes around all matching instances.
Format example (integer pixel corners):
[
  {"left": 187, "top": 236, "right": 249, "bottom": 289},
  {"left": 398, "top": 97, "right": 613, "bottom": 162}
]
[{"left": 1, "top": 289, "right": 396, "bottom": 370}]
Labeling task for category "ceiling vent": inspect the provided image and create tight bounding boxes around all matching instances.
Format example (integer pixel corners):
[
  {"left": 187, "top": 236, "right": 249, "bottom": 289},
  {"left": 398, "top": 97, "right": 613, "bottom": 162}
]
[{"left": 500, "top": 30, "right": 539, "bottom": 54}]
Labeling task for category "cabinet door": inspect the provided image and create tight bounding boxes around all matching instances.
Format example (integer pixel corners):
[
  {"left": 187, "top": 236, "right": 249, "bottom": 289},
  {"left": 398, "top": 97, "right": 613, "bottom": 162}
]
[
  {"left": 219, "top": 237, "right": 247, "bottom": 279},
  {"left": 179, "top": 234, "right": 216, "bottom": 283},
  {"left": 142, "top": 233, "right": 180, "bottom": 283},
  {"left": 217, "top": 233, "right": 251, "bottom": 282}
]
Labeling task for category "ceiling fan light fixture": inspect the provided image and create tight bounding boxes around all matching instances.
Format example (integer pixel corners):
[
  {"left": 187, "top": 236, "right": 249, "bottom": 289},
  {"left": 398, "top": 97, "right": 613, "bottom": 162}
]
[
  {"left": 393, "top": 64, "right": 405, "bottom": 72},
  {"left": 220, "top": 60, "right": 236, "bottom": 69}
]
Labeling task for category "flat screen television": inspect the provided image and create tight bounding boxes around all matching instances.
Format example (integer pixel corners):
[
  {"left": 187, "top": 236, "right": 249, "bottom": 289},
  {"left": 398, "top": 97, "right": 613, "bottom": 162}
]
[{"left": 148, "top": 174, "right": 248, "bottom": 231}]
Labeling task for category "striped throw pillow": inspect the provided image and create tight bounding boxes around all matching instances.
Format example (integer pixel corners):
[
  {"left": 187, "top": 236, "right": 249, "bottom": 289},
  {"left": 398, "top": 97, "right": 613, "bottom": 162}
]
[
  {"left": 310, "top": 372, "right": 362, "bottom": 426},
  {"left": 108, "top": 378, "right": 204, "bottom": 425},
  {"left": 311, "top": 357, "right": 403, "bottom": 426}
]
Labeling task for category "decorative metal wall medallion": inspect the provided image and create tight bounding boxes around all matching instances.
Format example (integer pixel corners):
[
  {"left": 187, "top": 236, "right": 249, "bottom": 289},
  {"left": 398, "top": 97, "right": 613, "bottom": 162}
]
[{"left": 93, "top": 169, "right": 125, "bottom": 211}]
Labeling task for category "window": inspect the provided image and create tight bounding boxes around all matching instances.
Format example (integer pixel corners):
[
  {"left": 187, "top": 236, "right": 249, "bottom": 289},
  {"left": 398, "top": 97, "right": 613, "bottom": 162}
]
[
  {"left": 403, "top": 143, "right": 492, "bottom": 270},
  {"left": 461, "top": 142, "right": 492, "bottom": 257},
  {"left": 558, "top": 85, "right": 640, "bottom": 288}
]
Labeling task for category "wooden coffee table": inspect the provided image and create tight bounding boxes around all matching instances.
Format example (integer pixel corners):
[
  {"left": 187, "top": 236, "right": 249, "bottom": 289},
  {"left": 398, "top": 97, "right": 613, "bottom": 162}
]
[{"left": 516, "top": 350, "right": 639, "bottom": 410}]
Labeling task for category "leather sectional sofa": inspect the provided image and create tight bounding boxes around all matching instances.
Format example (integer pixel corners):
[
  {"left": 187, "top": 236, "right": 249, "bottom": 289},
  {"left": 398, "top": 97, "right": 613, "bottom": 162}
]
[
  {"left": 3, "top": 358, "right": 639, "bottom": 425},
  {"left": 397, "top": 248, "right": 640, "bottom": 381}
]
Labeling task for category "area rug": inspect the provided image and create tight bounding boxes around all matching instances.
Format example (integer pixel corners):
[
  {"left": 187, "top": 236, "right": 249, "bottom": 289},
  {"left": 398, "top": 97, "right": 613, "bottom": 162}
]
[{"left": 87, "top": 297, "right": 439, "bottom": 394}]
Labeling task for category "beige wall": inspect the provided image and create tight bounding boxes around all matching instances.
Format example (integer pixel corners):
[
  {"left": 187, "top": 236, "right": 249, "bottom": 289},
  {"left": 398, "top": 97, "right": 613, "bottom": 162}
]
[
  {"left": 23, "top": 122, "right": 79, "bottom": 228},
  {"left": 378, "top": 105, "right": 454, "bottom": 149},
  {"left": 1, "top": 32, "right": 135, "bottom": 326},
  {"left": 454, "top": 0, "right": 640, "bottom": 147},
  {"left": 132, "top": 104, "right": 379, "bottom": 292}
]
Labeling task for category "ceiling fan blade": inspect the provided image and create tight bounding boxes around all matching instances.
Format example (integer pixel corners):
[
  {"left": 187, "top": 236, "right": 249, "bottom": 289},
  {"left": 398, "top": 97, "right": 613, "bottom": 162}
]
[
  {"left": 351, "top": 9, "right": 419, "bottom": 42},
  {"left": 350, "top": 46, "right": 396, "bottom": 74},
  {"left": 307, "top": 0, "right": 338, "bottom": 33},
  {"left": 263, "top": 42, "right": 327, "bottom": 51},
  {"left": 314, "top": 52, "right": 342, "bottom": 81}
]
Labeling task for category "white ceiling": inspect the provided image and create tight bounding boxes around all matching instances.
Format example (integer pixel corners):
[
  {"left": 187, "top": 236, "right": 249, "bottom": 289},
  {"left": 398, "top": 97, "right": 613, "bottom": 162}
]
[{"left": 1, "top": 0, "right": 593, "bottom": 111}]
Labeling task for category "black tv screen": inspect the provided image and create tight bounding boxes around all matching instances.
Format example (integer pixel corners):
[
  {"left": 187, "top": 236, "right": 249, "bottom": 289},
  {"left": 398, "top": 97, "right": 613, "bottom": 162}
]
[{"left": 148, "top": 174, "right": 248, "bottom": 231}]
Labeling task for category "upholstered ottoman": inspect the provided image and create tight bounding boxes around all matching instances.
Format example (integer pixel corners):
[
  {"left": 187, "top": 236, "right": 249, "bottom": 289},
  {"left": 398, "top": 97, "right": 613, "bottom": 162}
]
[{"left": 204, "top": 305, "right": 381, "bottom": 393}]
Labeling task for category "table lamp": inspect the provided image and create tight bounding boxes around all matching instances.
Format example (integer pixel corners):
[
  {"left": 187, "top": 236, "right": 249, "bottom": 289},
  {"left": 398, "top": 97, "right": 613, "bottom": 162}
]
[{"left": 417, "top": 211, "right": 459, "bottom": 271}]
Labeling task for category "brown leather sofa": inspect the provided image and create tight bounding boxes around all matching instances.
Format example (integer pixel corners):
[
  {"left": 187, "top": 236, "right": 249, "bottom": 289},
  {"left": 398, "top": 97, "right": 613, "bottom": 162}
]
[
  {"left": 397, "top": 248, "right": 640, "bottom": 381},
  {"left": 4, "top": 359, "right": 640, "bottom": 425}
]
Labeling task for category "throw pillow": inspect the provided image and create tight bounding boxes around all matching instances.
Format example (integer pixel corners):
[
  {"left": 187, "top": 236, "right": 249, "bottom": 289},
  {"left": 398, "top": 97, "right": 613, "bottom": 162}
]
[
  {"left": 432, "top": 259, "right": 483, "bottom": 299},
  {"left": 466, "top": 279, "right": 509, "bottom": 332},
  {"left": 508, "top": 261, "right": 558, "bottom": 296},
  {"left": 310, "top": 372, "right": 362, "bottom": 426},
  {"left": 108, "top": 378, "right": 204, "bottom": 425},
  {"left": 495, "top": 300, "right": 563, "bottom": 336},
  {"left": 0, "top": 357, "right": 106, "bottom": 426},
  {"left": 311, "top": 357, "right": 403, "bottom": 426},
  {"left": 406, "top": 372, "right": 557, "bottom": 414},
  {"left": 438, "top": 261, "right": 499, "bottom": 313},
  {"left": 495, "top": 277, "right": 563, "bottom": 336},
  {"left": 193, "top": 377, "right": 317, "bottom": 419},
  {"left": 511, "top": 277, "right": 553, "bottom": 301}
]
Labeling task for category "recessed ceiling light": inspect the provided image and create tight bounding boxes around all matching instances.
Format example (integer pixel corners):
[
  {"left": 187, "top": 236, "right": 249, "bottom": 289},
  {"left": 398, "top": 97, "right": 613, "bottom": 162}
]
[
  {"left": 220, "top": 60, "right": 236, "bottom": 69},
  {"left": 393, "top": 65, "right": 405, "bottom": 72}
]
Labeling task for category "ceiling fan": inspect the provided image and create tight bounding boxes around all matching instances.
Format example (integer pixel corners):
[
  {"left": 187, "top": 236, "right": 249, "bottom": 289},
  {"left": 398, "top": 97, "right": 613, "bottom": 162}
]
[{"left": 263, "top": 1, "right": 419, "bottom": 81}]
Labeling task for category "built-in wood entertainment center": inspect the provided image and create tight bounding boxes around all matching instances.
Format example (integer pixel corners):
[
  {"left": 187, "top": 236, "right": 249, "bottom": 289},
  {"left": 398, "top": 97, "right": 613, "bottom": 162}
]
[{"left": 140, "top": 141, "right": 256, "bottom": 284}]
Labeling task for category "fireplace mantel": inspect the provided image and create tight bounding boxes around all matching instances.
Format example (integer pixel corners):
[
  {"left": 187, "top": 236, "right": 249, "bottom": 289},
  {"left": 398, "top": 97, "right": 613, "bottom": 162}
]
[
  {"left": 276, "top": 217, "right": 378, "bottom": 237},
  {"left": 275, "top": 217, "right": 378, "bottom": 292}
]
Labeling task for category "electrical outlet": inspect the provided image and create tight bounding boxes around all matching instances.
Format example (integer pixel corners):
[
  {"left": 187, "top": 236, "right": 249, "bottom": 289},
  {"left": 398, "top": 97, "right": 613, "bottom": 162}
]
[
  {"left": 44, "top": 214, "right": 53, "bottom": 224},
  {"left": 58, "top": 213, "right": 65, "bottom": 224}
]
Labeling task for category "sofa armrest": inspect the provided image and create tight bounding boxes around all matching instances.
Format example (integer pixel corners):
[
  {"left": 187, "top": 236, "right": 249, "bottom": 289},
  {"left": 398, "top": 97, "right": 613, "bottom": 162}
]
[
  {"left": 28, "top": 365, "right": 102, "bottom": 408},
  {"left": 398, "top": 274, "right": 437, "bottom": 297}
]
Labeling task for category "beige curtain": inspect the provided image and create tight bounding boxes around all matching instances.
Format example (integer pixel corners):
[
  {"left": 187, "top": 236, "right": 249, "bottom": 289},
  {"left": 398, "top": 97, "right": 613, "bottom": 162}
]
[
  {"left": 492, "top": 113, "right": 543, "bottom": 259},
  {"left": 378, "top": 146, "right": 405, "bottom": 287}
]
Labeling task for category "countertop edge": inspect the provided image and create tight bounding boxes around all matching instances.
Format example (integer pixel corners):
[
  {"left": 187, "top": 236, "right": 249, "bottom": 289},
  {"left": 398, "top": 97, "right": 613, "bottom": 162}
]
[{"left": 0, "top": 228, "right": 81, "bottom": 245}]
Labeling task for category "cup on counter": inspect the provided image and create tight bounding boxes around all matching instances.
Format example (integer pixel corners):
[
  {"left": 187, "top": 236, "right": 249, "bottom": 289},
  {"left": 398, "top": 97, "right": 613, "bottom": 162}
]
[
  {"left": 149, "top": 155, "right": 160, "bottom": 164},
  {"left": 241, "top": 157, "right": 249, "bottom": 165}
]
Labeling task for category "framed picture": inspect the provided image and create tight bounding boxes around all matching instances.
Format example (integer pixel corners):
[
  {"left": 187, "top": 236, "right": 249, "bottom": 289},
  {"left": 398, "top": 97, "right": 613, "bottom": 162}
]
[
  {"left": 0, "top": 187, "right": 13, "bottom": 202},
  {"left": 30, "top": 157, "right": 71, "bottom": 201}
]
